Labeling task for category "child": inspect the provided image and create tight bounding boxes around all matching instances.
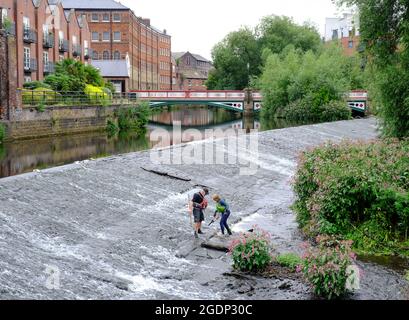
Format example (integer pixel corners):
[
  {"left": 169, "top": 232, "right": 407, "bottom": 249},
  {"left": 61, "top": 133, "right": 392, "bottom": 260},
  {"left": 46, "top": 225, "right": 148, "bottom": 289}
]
[{"left": 212, "top": 194, "right": 232, "bottom": 236}]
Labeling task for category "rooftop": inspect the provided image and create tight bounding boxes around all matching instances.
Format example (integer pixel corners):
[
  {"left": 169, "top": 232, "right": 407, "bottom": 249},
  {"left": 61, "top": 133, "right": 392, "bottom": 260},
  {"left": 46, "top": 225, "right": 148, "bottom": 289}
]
[
  {"left": 59, "top": 0, "right": 129, "bottom": 10},
  {"left": 91, "top": 59, "right": 130, "bottom": 78}
]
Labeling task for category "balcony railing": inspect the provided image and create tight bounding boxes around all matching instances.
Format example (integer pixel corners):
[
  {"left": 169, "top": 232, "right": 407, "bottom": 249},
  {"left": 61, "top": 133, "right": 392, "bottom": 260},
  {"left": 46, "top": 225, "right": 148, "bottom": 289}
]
[
  {"left": 59, "top": 39, "right": 69, "bottom": 52},
  {"left": 24, "top": 58, "right": 38, "bottom": 73},
  {"left": 43, "top": 33, "right": 54, "bottom": 48},
  {"left": 43, "top": 61, "right": 55, "bottom": 74},
  {"left": 84, "top": 48, "right": 93, "bottom": 60},
  {"left": 72, "top": 44, "right": 82, "bottom": 57},
  {"left": 23, "top": 28, "right": 37, "bottom": 43}
]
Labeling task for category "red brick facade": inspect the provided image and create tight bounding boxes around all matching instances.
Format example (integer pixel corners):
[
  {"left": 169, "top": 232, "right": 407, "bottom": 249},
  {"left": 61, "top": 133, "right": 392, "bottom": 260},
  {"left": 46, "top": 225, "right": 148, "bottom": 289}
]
[
  {"left": 68, "top": 6, "right": 172, "bottom": 91},
  {"left": 0, "top": 0, "right": 90, "bottom": 88}
]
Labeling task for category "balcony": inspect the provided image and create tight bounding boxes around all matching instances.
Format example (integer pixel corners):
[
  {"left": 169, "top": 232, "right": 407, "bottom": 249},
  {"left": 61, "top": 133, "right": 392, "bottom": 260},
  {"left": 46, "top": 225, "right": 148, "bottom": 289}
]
[
  {"left": 72, "top": 44, "right": 82, "bottom": 57},
  {"left": 84, "top": 48, "right": 93, "bottom": 60},
  {"left": 43, "top": 61, "right": 55, "bottom": 75},
  {"left": 24, "top": 58, "right": 38, "bottom": 73},
  {"left": 43, "top": 33, "right": 54, "bottom": 48},
  {"left": 59, "top": 39, "right": 69, "bottom": 52},
  {"left": 23, "top": 28, "right": 37, "bottom": 44}
]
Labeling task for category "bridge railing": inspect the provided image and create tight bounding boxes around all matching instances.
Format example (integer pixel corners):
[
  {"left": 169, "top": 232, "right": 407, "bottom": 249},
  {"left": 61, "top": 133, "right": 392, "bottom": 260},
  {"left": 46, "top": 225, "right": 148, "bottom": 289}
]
[{"left": 131, "top": 90, "right": 251, "bottom": 101}]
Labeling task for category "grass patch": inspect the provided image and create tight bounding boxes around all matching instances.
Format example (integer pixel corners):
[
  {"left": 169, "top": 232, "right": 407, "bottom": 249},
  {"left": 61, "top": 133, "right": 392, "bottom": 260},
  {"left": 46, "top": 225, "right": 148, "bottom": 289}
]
[{"left": 275, "top": 253, "right": 303, "bottom": 271}]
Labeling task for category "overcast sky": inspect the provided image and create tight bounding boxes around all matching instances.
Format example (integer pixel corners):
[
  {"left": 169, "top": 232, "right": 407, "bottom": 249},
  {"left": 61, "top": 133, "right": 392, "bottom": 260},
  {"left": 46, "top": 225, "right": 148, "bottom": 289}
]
[{"left": 120, "top": 0, "right": 341, "bottom": 60}]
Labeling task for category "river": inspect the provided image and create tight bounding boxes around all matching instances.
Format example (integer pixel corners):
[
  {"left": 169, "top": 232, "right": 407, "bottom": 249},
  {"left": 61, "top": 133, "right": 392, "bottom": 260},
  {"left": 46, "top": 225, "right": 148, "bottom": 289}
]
[
  {"left": 0, "top": 116, "right": 408, "bottom": 300},
  {"left": 0, "top": 105, "right": 306, "bottom": 179}
]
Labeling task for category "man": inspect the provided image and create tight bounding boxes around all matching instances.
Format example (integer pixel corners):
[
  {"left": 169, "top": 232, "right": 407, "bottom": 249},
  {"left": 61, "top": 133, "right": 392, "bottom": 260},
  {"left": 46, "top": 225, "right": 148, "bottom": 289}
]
[{"left": 189, "top": 188, "right": 209, "bottom": 238}]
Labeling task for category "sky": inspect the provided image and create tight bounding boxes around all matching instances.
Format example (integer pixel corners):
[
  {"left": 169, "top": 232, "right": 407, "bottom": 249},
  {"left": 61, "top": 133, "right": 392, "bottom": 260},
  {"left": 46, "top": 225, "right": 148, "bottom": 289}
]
[{"left": 120, "top": 0, "right": 342, "bottom": 60}]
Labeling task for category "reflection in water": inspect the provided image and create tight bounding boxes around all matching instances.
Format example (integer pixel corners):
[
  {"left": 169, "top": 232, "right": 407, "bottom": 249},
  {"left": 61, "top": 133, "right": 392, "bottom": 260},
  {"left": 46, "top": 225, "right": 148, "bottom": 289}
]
[{"left": 0, "top": 105, "right": 308, "bottom": 178}]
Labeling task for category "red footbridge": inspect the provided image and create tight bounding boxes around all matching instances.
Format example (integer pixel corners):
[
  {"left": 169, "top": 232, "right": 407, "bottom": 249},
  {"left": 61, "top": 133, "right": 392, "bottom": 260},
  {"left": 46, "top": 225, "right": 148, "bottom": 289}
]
[{"left": 130, "top": 90, "right": 368, "bottom": 113}]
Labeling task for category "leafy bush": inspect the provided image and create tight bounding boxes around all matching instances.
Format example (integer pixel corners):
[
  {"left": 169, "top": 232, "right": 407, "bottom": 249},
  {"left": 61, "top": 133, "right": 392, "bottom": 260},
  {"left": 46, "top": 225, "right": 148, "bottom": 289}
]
[
  {"left": 22, "top": 87, "right": 60, "bottom": 105},
  {"left": 0, "top": 123, "right": 6, "bottom": 143},
  {"left": 260, "top": 45, "right": 363, "bottom": 123},
  {"left": 84, "top": 84, "right": 111, "bottom": 105},
  {"left": 301, "top": 236, "right": 358, "bottom": 300},
  {"left": 228, "top": 227, "right": 272, "bottom": 272},
  {"left": 293, "top": 139, "right": 409, "bottom": 255},
  {"left": 283, "top": 99, "right": 351, "bottom": 122},
  {"left": 23, "top": 81, "right": 51, "bottom": 90},
  {"left": 117, "top": 102, "right": 151, "bottom": 134},
  {"left": 275, "top": 253, "right": 303, "bottom": 271}
]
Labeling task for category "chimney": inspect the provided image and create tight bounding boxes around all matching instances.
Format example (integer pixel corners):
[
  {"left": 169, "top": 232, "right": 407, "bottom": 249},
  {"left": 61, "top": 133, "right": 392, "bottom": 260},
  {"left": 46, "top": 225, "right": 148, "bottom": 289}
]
[{"left": 142, "top": 18, "right": 150, "bottom": 26}]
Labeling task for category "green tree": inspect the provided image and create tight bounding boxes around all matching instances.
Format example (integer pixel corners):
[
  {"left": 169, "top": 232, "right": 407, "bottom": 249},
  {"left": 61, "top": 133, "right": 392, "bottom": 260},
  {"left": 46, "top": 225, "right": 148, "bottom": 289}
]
[
  {"left": 257, "top": 15, "right": 322, "bottom": 54},
  {"left": 338, "top": 0, "right": 409, "bottom": 138},
  {"left": 206, "top": 28, "right": 261, "bottom": 90},
  {"left": 207, "top": 15, "right": 323, "bottom": 90},
  {"left": 260, "top": 45, "right": 352, "bottom": 117}
]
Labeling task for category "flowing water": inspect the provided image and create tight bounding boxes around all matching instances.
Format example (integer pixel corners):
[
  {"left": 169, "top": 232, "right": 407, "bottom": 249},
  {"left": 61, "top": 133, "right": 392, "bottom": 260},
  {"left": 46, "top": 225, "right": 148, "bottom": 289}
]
[
  {"left": 0, "top": 110, "right": 408, "bottom": 300},
  {"left": 0, "top": 105, "right": 304, "bottom": 179}
]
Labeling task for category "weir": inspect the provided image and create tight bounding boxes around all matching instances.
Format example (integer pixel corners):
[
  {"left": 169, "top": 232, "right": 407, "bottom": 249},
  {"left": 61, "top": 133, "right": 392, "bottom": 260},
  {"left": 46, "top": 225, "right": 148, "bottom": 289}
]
[{"left": 0, "top": 118, "right": 407, "bottom": 300}]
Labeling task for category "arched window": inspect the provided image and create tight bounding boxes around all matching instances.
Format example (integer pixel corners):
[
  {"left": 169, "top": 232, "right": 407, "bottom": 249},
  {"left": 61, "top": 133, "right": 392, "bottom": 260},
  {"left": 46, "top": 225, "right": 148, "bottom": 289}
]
[
  {"left": 103, "top": 51, "right": 110, "bottom": 60},
  {"left": 92, "top": 51, "right": 98, "bottom": 60},
  {"left": 113, "top": 51, "right": 120, "bottom": 60}
]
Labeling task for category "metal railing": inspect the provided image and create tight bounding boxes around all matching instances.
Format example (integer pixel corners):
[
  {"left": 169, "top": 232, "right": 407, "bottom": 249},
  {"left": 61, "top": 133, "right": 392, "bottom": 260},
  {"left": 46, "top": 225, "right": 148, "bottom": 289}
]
[
  {"left": 43, "top": 61, "right": 55, "bottom": 74},
  {"left": 24, "top": 58, "right": 38, "bottom": 73},
  {"left": 72, "top": 44, "right": 82, "bottom": 57},
  {"left": 20, "top": 91, "right": 140, "bottom": 107},
  {"left": 43, "top": 33, "right": 54, "bottom": 48},
  {"left": 84, "top": 48, "right": 93, "bottom": 60},
  {"left": 59, "top": 39, "right": 69, "bottom": 52},
  {"left": 23, "top": 28, "right": 37, "bottom": 43}
]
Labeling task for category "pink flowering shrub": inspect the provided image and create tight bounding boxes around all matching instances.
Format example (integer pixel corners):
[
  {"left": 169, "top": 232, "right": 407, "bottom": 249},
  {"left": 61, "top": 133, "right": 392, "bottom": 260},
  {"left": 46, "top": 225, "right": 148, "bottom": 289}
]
[
  {"left": 229, "top": 227, "right": 272, "bottom": 272},
  {"left": 293, "top": 139, "right": 409, "bottom": 254},
  {"left": 300, "top": 235, "right": 358, "bottom": 300}
]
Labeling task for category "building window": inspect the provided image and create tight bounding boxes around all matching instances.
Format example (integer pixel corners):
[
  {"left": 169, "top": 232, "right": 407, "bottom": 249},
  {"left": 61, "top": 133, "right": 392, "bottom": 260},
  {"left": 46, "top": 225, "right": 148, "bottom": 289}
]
[
  {"left": 91, "top": 13, "right": 99, "bottom": 22},
  {"left": 92, "top": 51, "right": 98, "bottom": 60},
  {"left": 113, "top": 31, "right": 121, "bottom": 42},
  {"left": 24, "top": 47, "right": 30, "bottom": 70},
  {"left": 186, "top": 56, "right": 191, "bottom": 65},
  {"left": 102, "top": 13, "right": 110, "bottom": 22},
  {"left": 24, "top": 76, "right": 32, "bottom": 83},
  {"left": 43, "top": 51, "right": 49, "bottom": 65},
  {"left": 23, "top": 17, "right": 30, "bottom": 29},
  {"left": 332, "top": 29, "right": 339, "bottom": 40},
  {"left": 113, "top": 13, "right": 121, "bottom": 22},
  {"left": 103, "top": 51, "right": 110, "bottom": 60},
  {"left": 348, "top": 40, "right": 354, "bottom": 48},
  {"left": 113, "top": 51, "right": 120, "bottom": 60},
  {"left": 103, "top": 32, "right": 110, "bottom": 42},
  {"left": 92, "top": 32, "right": 99, "bottom": 42}
]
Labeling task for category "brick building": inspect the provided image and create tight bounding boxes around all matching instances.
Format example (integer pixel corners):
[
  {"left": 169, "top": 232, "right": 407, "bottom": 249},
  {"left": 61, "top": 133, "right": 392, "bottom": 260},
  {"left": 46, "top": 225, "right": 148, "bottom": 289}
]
[
  {"left": 60, "top": 0, "right": 172, "bottom": 92},
  {"left": 0, "top": 0, "right": 90, "bottom": 88},
  {"left": 324, "top": 12, "right": 361, "bottom": 56},
  {"left": 172, "top": 52, "right": 212, "bottom": 91}
]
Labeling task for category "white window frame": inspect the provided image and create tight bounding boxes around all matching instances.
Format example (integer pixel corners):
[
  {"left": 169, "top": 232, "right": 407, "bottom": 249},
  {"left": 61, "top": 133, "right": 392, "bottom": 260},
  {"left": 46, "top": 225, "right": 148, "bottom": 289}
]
[
  {"left": 113, "top": 31, "right": 121, "bottom": 42},
  {"left": 113, "top": 13, "right": 121, "bottom": 22},
  {"left": 91, "top": 13, "right": 99, "bottom": 22},
  {"left": 102, "top": 13, "right": 110, "bottom": 22},
  {"left": 24, "top": 47, "right": 31, "bottom": 70},
  {"left": 91, "top": 32, "right": 99, "bottom": 42},
  {"left": 102, "top": 32, "right": 110, "bottom": 42}
]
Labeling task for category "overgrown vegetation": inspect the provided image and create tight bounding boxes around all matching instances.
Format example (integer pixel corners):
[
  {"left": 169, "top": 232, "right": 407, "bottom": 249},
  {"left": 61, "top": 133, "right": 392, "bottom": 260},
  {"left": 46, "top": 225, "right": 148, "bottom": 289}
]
[
  {"left": 338, "top": 0, "right": 409, "bottom": 138},
  {"left": 207, "top": 16, "right": 321, "bottom": 90},
  {"left": 260, "top": 45, "right": 360, "bottom": 121},
  {"left": 0, "top": 123, "right": 6, "bottom": 143},
  {"left": 301, "top": 235, "right": 358, "bottom": 300},
  {"left": 293, "top": 139, "right": 409, "bottom": 256},
  {"left": 275, "top": 253, "right": 303, "bottom": 271},
  {"left": 229, "top": 228, "right": 272, "bottom": 272},
  {"left": 22, "top": 59, "right": 114, "bottom": 106},
  {"left": 108, "top": 102, "right": 151, "bottom": 136}
]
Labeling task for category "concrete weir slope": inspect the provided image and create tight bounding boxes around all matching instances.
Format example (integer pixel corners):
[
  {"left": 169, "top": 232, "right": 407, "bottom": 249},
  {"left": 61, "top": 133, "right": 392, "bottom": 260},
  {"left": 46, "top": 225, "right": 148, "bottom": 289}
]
[{"left": 0, "top": 118, "right": 408, "bottom": 300}]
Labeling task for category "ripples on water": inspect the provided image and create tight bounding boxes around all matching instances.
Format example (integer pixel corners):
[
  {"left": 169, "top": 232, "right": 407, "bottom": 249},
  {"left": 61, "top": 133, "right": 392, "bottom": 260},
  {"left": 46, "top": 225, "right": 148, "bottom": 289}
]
[{"left": 0, "top": 105, "right": 307, "bottom": 179}]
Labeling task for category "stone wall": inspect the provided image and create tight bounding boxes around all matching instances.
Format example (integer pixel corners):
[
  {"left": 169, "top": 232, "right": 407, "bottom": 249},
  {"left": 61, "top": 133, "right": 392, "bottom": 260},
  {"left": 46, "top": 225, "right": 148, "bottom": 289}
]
[{"left": 5, "top": 104, "right": 126, "bottom": 141}]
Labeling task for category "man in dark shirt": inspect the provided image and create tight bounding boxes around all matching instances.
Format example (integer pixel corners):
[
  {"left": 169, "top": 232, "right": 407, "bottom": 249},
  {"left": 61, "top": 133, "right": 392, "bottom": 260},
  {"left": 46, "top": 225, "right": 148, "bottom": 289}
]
[{"left": 189, "top": 188, "right": 209, "bottom": 238}]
